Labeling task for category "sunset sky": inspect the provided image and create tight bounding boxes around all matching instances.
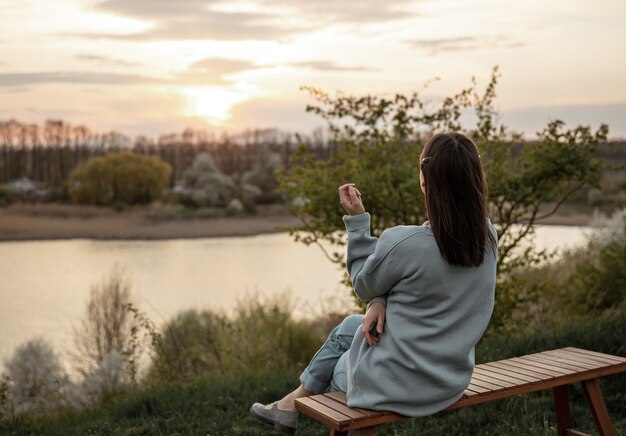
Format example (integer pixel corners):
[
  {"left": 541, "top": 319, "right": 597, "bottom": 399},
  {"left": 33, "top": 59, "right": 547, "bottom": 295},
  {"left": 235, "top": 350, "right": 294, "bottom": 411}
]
[{"left": 1, "top": 0, "right": 625, "bottom": 138}]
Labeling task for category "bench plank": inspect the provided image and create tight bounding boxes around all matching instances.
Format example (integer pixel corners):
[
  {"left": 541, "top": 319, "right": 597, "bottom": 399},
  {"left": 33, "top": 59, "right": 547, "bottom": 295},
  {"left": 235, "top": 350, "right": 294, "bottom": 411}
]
[
  {"left": 471, "top": 368, "right": 522, "bottom": 388},
  {"left": 314, "top": 394, "right": 370, "bottom": 420},
  {"left": 479, "top": 362, "right": 542, "bottom": 383},
  {"left": 510, "top": 356, "right": 575, "bottom": 375},
  {"left": 564, "top": 347, "right": 626, "bottom": 363},
  {"left": 498, "top": 358, "right": 564, "bottom": 377},
  {"left": 523, "top": 354, "right": 599, "bottom": 371},
  {"left": 483, "top": 361, "right": 547, "bottom": 381},
  {"left": 543, "top": 350, "right": 608, "bottom": 369},
  {"left": 548, "top": 349, "right": 619, "bottom": 366}
]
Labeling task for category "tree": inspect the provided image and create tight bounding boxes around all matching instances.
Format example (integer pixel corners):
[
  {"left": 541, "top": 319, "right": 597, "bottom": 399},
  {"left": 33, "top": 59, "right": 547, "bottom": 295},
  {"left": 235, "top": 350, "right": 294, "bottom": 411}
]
[
  {"left": 67, "top": 151, "right": 171, "bottom": 206},
  {"left": 178, "top": 152, "right": 262, "bottom": 210},
  {"left": 71, "top": 266, "right": 140, "bottom": 398},
  {"left": 2, "top": 338, "right": 69, "bottom": 415},
  {"left": 277, "top": 67, "right": 608, "bottom": 330}
]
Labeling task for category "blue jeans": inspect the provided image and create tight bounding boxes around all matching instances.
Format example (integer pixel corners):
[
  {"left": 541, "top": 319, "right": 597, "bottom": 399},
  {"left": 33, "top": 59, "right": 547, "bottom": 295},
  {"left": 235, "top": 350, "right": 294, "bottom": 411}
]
[{"left": 299, "top": 314, "right": 363, "bottom": 394}]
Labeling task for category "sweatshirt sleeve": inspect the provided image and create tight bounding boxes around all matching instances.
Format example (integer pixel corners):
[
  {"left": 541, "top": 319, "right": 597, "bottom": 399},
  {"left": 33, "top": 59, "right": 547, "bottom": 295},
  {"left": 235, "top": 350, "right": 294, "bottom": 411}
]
[{"left": 343, "top": 213, "right": 404, "bottom": 301}]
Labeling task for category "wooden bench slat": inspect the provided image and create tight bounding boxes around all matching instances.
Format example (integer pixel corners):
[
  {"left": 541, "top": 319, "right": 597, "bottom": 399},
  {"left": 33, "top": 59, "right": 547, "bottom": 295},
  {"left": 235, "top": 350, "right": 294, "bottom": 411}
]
[
  {"left": 543, "top": 349, "right": 610, "bottom": 367},
  {"left": 315, "top": 394, "right": 370, "bottom": 420},
  {"left": 510, "top": 356, "right": 575, "bottom": 375},
  {"left": 463, "top": 388, "right": 481, "bottom": 397},
  {"left": 546, "top": 352, "right": 615, "bottom": 369},
  {"left": 523, "top": 353, "right": 600, "bottom": 372},
  {"left": 468, "top": 377, "right": 509, "bottom": 392},
  {"left": 482, "top": 361, "right": 547, "bottom": 381},
  {"left": 472, "top": 367, "right": 525, "bottom": 387},
  {"left": 497, "top": 358, "right": 564, "bottom": 377},
  {"left": 563, "top": 347, "right": 626, "bottom": 364},
  {"left": 324, "top": 392, "right": 396, "bottom": 418},
  {"left": 471, "top": 372, "right": 517, "bottom": 389},
  {"left": 549, "top": 348, "right": 621, "bottom": 366},
  {"left": 536, "top": 351, "right": 606, "bottom": 370},
  {"left": 466, "top": 381, "right": 495, "bottom": 394},
  {"left": 479, "top": 362, "right": 543, "bottom": 383},
  {"left": 296, "top": 396, "right": 352, "bottom": 426}
]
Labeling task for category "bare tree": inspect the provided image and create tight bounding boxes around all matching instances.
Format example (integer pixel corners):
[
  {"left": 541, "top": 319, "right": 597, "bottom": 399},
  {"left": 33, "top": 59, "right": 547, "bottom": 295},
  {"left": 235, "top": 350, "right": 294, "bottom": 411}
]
[{"left": 71, "top": 265, "right": 136, "bottom": 396}]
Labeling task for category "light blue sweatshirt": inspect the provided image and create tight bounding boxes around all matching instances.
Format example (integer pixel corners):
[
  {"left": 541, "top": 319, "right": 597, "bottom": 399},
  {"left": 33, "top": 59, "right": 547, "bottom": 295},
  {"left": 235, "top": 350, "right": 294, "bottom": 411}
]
[{"left": 343, "top": 212, "right": 497, "bottom": 417}]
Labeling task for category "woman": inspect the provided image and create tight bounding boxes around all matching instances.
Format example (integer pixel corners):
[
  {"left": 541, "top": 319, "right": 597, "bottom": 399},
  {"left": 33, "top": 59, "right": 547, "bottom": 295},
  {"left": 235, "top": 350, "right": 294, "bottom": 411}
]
[{"left": 250, "top": 132, "right": 498, "bottom": 434}]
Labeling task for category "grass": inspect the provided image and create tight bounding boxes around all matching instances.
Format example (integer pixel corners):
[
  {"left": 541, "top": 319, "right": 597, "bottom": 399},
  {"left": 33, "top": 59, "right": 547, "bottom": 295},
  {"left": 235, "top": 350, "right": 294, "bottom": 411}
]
[{"left": 1, "top": 305, "right": 625, "bottom": 435}]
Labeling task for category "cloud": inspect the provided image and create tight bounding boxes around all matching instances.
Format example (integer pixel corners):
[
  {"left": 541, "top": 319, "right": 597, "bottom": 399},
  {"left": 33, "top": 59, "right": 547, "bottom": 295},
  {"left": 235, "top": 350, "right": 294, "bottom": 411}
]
[
  {"left": 407, "top": 36, "right": 524, "bottom": 54},
  {"left": 290, "top": 61, "right": 377, "bottom": 72},
  {"left": 74, "top": 0, "right": 418, "bottom": 41},
  {"left": 76, "top": 54, "right": 140, "bottom": 67},
  {"left": 176, "top": 57, "right": 259, "bottom": 85},
  {"left": 265, "top": 0, "right": 416, "bottom": 24},
  {"left": 0, "top": 72, "right": 164, "bottom": 87},
  {"left": 82, "top": 0, "right": 298, "bottom": 41}
]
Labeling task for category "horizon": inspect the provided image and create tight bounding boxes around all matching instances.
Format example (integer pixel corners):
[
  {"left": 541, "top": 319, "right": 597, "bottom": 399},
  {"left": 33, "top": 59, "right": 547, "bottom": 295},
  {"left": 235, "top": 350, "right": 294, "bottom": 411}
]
[{"left": 1, "top": 0, "right": 625, "bottom": 139}]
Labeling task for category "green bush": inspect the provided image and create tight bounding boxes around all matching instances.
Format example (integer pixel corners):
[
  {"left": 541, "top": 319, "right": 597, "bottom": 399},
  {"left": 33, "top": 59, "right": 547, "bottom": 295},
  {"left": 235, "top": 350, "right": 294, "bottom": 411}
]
[
  {"left": 67, "top": 151, "right": 171, "bottom": 206},
  {"left": 0, "top": 184, "right": 12, "bottom": 207},
  {"left": 147, "top": 294, "right": 325, "bottom": 382},
  {"left": 486, "top": 208, "right": 626, "bottom": 337}
]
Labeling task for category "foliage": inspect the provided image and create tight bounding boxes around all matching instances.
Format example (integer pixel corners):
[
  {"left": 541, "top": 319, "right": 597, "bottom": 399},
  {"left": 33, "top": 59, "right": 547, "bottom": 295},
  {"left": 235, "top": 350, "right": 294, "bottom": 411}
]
[
  {"left": 146, "top": 293, "right": 323, "bottom": 382},
  {"left": 487, "top": 208, "right": 626, "bottom": 337},
  {"left": 71, "top": 266, "right": 141, "bottom": 401},
  {"left": 1, "top": 338, "right": 69, "bottom": 416},
  {"left": 277, "top": 67, "right": 609, "bottom": 323},
  {"left": 67, "top": 151, "right": 171, "bottom": 206},
  {"left": 566, "top": 218, "right": 626, "bottom": 313},
  {"left": 177, "top": 152, "right": 264, "bottom": 211},
  {"left": 240, "top": 150, "right": 283, "bottom": 204},
  {"left": 0, "top": 184, "right": 13, "bottom": 206},
  {"left": 2, "top": 303, "right": 625, "bottom": 435}
]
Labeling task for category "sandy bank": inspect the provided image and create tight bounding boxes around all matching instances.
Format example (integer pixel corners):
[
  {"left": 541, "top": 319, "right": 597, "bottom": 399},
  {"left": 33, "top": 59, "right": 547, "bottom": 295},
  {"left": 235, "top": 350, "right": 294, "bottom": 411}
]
[{"left": 0, "top": 203, "right": 303, "bottom": 241}]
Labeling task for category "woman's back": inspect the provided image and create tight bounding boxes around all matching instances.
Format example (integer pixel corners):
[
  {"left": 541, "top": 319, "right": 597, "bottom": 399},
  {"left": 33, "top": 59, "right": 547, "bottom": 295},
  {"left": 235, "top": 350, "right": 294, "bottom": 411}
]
[{"left": 343, "top": 216, "right": 497, "bottom": 416}]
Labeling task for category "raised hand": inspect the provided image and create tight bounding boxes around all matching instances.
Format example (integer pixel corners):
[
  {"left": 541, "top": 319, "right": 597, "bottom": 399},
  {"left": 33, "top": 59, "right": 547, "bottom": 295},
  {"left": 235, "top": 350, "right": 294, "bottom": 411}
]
[{"left": 338, "top": 183, "right": 365, "bottom": 216}]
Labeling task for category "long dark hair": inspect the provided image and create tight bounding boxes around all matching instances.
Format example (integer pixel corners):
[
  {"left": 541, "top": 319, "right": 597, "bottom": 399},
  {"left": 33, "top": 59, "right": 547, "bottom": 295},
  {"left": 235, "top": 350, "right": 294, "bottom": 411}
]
[{"left": 420, "top": 132, "right": 496, "bottom": 267}]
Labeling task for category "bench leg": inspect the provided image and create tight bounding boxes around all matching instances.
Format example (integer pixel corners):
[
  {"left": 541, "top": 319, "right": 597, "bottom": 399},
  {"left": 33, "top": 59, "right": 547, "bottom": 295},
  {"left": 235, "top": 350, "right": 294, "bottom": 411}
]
[
  {"left": 581, "top": 379, "right": 615, "bottom": 436},
  {"left": 330, "top": 430, "right": 348, "bottom": 436},
  {"left": 553, "top": 385, "right": 572, "bottom": 436}
]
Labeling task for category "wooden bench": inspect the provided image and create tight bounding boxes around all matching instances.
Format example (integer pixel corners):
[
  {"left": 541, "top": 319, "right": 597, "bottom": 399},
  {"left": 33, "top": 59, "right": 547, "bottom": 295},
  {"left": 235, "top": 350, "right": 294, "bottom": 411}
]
[{"left": 295, "top": 347, "right": 626, "bottom": 436}]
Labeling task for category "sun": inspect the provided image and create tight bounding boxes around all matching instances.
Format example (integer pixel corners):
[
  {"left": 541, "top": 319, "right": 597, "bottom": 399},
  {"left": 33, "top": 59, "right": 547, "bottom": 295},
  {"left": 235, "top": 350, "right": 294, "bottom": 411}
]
[{"left": 180, "top": 86, "right": 248, "bottom": 123}]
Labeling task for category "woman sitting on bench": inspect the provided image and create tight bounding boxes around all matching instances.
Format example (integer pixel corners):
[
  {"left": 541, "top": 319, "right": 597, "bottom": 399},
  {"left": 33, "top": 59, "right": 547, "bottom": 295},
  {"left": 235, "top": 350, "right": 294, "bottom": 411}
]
[{"left": 250, "top": 132, "right": 498, "bottom": 434}]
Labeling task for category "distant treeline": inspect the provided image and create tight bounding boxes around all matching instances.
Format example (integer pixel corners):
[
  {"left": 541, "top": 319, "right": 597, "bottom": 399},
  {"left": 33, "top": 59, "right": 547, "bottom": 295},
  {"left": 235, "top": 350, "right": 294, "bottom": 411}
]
[
  {"left": 0, "top": 119, "right": 332, "bottom": 188},
  {"left": 1, "top": 119, "right": 625, "bottom": 191}
]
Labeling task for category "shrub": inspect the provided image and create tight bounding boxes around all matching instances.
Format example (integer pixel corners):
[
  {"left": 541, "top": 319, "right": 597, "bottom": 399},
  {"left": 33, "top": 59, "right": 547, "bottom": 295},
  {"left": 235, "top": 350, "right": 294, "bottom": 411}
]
[
  {"left": 489, "top": 208, "right": 626, "bottom": 336},
  {"left": 67, "top": 151, "right": 171, "bottom": 206},
  {"left": 147, "top": 294, "right": 324, "bottom": 382},
  {"left": 71, "top": 266, "right": 142, "bottom": 401},
  {"left": 0, "top": 184, "right": 12, "bottom": 206},
  {"left": 1, "top": 338, "right": 69, "bottom": 416}
]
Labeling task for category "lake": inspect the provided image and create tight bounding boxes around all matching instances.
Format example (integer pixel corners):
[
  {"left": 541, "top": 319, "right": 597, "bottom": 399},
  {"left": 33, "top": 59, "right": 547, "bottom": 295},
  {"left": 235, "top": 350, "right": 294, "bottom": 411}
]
[{"left": 0, "top": 225, "right": 590, "bottom": 364}]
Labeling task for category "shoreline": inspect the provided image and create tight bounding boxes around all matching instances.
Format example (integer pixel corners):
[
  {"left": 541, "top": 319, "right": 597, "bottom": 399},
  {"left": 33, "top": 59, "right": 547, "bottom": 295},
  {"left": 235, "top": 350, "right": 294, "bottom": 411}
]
[{"left": 0, "top": 203, "right": 594, "bottom": 242}]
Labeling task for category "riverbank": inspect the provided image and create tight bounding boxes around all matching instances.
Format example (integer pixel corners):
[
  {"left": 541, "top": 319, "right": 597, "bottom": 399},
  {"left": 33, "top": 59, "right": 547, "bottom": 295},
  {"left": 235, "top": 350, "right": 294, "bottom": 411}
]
[
  {"left": 0, "top": 202, "right": 594, "bottom": 241},
  {"left": 0, "top": 203, "right": 303, "bottom": 241}
]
